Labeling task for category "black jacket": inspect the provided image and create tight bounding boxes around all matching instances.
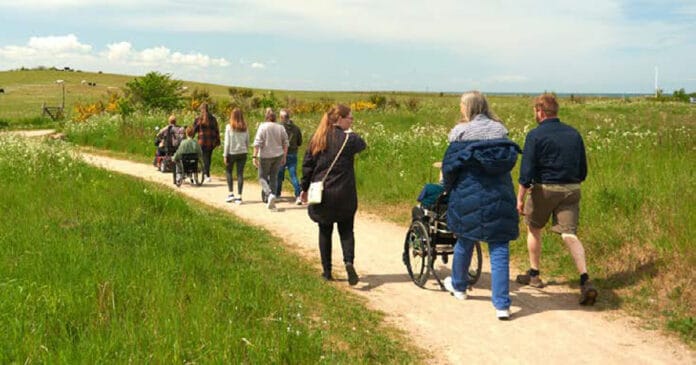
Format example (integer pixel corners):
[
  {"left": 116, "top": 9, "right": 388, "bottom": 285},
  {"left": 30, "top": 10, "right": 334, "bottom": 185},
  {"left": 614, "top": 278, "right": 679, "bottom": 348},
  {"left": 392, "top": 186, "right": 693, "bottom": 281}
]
[{"left": 301, "top": 127, "right": 367, "bottom": 224}]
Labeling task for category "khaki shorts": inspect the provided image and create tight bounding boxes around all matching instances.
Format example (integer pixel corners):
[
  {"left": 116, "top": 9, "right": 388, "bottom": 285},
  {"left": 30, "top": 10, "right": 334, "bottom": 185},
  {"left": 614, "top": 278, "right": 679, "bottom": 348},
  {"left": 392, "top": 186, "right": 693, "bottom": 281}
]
[{"left": 524, "top": 184, "right": 581, "bottom": 234}]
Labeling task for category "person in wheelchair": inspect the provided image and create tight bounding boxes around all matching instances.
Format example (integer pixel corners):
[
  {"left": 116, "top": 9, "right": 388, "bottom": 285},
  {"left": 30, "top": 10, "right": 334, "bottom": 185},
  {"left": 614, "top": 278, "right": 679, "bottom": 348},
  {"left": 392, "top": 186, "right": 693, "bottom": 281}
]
[
  {"left": 441, "top": 91, "right": 521, "bottom": 320},
  {"left": 173, "top": 126, "right": 203, "bottom": 181}
]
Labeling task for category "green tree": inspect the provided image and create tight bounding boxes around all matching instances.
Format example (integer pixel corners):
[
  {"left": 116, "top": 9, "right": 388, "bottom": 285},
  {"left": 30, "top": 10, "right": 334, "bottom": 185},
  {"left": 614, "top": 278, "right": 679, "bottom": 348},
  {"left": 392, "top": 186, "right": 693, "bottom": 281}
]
[{"left": 124, "top": 72, "right": 184, "bottom": 112}]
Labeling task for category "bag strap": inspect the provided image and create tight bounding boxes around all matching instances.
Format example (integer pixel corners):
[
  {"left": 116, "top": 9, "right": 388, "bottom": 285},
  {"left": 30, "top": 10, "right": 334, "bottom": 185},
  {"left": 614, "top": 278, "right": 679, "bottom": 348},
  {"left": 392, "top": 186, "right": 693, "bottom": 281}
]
[{"left": 321, "top": 134, "right": 350, "bottom": 183}]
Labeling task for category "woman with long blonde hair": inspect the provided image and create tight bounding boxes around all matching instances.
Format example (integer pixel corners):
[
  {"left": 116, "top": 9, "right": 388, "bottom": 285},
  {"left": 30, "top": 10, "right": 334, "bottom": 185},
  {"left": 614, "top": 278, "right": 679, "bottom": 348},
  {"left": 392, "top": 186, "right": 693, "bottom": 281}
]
[
  {"left": 300, "top": 104, "right": 367, "bottom": 284},
  {"left": 222, "top": 108, "right": 249, "bottom": 204}
]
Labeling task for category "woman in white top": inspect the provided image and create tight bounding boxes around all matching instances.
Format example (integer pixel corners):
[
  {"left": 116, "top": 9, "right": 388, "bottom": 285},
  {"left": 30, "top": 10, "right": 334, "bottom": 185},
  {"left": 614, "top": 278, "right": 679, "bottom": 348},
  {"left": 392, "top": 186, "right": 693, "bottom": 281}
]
[
  {"left": 223, "top": 108, "right": 249, "bottom": 204},
  {"left": 253, "top": 108, "right": 288, "bottom": 209}
]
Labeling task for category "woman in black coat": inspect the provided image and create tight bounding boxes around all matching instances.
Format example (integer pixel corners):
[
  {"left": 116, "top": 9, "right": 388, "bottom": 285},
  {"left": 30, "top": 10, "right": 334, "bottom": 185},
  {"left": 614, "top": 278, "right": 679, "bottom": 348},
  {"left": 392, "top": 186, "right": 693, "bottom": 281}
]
[{"left": 301, "top": 104, "right": 367, "bottom": 285}]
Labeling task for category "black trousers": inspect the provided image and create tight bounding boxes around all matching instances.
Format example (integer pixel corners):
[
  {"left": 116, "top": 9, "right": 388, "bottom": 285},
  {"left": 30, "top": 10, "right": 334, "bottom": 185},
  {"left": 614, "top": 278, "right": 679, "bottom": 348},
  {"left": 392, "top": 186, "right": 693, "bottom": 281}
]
[
  {"left": 318, "top": 217, "right": 355, "bottom": 275},
  {"left": 201, "top": 149, "right": 213, "bottom": 177}
]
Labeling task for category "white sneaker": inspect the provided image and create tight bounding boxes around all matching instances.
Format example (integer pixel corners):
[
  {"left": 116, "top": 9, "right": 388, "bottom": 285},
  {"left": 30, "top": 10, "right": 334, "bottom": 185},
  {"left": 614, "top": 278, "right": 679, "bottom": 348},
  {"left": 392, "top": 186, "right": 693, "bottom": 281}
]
[
  {"left": 225, "top": 194, "right": 234, "bottom": 203},
  {"left": 295, "top": 196, "right": 303, "bottom": 205},
  {"left": 443, "top": 276, "right": 466, "bottom": 300},
  {"left": 206, "top": 176, "right": 212, "bottom": 183},
  {"left": 266, "top": 194, "right": 276, "bottom": 209},
  {"left": 496, "top": 309, "right": 510, "bottom": 320},
  {"left": 234, "top": 198, "right": 242, "bottom": 205}
]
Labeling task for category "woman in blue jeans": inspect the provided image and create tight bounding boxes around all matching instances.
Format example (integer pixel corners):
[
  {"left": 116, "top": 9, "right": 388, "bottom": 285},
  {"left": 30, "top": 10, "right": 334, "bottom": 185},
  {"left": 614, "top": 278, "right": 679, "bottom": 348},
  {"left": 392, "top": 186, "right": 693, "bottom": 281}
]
[{"left": 441, "top": 91, "right": 521, "bottom": 320}]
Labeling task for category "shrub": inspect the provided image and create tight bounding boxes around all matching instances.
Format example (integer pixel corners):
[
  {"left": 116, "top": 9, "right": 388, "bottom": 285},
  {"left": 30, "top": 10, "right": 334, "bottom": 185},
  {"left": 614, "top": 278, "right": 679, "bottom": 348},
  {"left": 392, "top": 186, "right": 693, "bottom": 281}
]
[
  {"left": 368, "top": 94, "right": 387, "bottom": 109},
  {"left": 189, "top": 88, "right": 214, "bottom": 111},
  {"left": 124, "top": 71, "right": 184, "bottom": 112},
  {"left": 404, "top": 97, "right": 420, "bottom": 111}
]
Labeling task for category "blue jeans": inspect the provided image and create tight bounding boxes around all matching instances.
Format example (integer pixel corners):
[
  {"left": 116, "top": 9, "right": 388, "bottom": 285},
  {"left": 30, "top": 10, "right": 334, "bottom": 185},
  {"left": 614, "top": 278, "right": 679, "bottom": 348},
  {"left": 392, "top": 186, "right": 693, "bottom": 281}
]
[
  {"left": 276, "top": 153, "right": 301, "bottom": 197},
  {"left": 451, "top": 237, "right": 510, "bottom": 310}
]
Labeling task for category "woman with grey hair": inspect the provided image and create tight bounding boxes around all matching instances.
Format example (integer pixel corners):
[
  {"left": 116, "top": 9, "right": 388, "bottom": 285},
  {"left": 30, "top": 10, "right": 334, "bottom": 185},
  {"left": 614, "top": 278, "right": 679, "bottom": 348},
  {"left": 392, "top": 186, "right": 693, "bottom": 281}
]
[
  {"left": 441, "top": 91, "right": 521, "bottom": 320},
  {"left": 252, "top": 108, "right": 288, "bottom": 209}
]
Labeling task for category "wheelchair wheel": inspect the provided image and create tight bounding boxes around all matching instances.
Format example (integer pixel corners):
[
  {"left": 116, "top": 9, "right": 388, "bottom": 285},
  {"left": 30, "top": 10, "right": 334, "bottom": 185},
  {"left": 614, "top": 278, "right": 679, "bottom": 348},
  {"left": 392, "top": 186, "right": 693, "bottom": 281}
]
[
  {"left": 467, "top": 241, "right": 483, "bottom": 286},
  {"left": 173, "top": 167, "right": 182, "bottom": 187},
  {"left": 193, "top": 159, "right": 204, "bottom": 186},
  {"left": 403, "top": 220, "right": 432, "bottom": 287}
]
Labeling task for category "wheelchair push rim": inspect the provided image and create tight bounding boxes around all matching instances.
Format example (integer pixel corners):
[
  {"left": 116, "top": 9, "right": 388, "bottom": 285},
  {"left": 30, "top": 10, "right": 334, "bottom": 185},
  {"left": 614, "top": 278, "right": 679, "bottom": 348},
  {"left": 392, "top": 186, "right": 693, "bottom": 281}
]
[{"left": 403, "top": 220, "right": 432, "bottom": 288}]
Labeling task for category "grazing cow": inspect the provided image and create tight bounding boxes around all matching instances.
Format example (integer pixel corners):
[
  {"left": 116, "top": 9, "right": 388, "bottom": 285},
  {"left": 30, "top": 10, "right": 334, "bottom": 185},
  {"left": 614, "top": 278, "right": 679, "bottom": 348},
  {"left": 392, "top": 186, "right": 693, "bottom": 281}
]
[{"left": 81, "top": 80, "right": 87, "bottom": 85}]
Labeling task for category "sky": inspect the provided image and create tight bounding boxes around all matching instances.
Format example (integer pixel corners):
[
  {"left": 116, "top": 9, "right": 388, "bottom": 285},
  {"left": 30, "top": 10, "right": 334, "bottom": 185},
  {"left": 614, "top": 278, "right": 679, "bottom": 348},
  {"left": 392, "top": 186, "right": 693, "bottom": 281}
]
[{"left": 1, "top": 0, "right": 695, "bottom": 94}]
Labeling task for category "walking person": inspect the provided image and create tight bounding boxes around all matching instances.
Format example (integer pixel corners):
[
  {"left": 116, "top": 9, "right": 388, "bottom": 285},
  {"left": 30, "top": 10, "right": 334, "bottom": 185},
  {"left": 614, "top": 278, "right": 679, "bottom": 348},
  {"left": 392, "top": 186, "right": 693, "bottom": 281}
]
[
  {"left": 276, "top": 108, "right": 304, "bottom": 204},
  {"left": 515, "top": 93, "right": 597, "bottom": 305},
  {"left": 153, "top": 114, "right": 183, "bottom": 166},
  {"left": 252, "top": 108, "right": 288, "bottom": 209},
  {"left": 223, "top": 108, "right": 249, "bottom": 204},
  {"left": 192, "top": 102, "right": 221, "bottom": 182},
  {"left": 441, "top": 91, "right": 520, "bottom": 320},
  {"left": 300, "top": 104, "right": 366, "bottom": 285}
]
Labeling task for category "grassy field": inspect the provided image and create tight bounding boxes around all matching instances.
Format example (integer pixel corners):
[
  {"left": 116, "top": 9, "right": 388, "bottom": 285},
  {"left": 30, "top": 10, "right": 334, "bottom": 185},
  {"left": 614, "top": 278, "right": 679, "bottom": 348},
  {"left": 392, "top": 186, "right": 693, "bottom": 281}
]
[
  {"left": 0, "top": 134, "right": 419, "bottom": 363},
  {"left": 3, "top": 69, "right": 695, "bottom": 344}
]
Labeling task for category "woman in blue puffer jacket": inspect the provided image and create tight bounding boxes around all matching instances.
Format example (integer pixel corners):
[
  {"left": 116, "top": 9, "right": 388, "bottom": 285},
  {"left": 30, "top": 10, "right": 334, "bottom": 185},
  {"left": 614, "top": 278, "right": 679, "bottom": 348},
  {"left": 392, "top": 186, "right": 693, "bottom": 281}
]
[{"left": 441, "top": 91, "right": 521, "bottom": 320}]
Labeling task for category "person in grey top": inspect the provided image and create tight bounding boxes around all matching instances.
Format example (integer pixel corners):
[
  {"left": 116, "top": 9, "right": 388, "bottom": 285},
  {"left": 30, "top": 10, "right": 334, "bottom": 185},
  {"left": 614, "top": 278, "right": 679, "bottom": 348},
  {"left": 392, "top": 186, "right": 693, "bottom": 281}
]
[
  {"left": 253, "top": 108, "right": 288, "bottom": 209},
  {"left": 223, "top": 108, "right": 249, "bottom": 204},
  {"left": 276, "top": 109, "right": 303, "bottom": 203}
]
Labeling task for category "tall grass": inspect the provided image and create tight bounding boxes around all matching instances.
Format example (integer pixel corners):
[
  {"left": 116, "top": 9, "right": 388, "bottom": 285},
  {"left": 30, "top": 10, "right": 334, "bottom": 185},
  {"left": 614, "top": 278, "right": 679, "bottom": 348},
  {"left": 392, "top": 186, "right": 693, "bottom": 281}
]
[
  {"left": 62, "top": 95, "right": 696, "bottom": 344},
  {"left": 0, "top": 135, "right": 418, "bottom": 363}
]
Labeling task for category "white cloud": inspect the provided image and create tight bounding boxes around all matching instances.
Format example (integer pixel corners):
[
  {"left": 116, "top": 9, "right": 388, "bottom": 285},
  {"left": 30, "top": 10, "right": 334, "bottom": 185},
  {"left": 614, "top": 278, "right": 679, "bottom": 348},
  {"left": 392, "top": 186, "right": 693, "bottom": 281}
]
[
  {"left": 105, "top": 42, "right": 133, "bottom": 61},
  {"left": 251, "top": 62, "right": 265, "bottom": 69},
  {"left": 0, "top": 35, "right": 231, "bottom": 87},
  {"left": 0, "top": 34, "right": 92, "bottom": 60},
  {"left": 102, "top": 42, "right": 230, "bottom": 68},
  {"left": 27, "top": 34, "right": 92, "bottom": 53}
]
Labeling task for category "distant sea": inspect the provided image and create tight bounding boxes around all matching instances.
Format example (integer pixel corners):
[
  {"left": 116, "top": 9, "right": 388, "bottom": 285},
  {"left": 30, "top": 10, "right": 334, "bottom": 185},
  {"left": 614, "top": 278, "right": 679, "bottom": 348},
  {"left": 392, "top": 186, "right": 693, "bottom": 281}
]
[
  {"left": 428, "top": 91, "right": 650, "bottom": 98},
  {"left": 486, "top": 92, "right": 648, "bottom": 98}
]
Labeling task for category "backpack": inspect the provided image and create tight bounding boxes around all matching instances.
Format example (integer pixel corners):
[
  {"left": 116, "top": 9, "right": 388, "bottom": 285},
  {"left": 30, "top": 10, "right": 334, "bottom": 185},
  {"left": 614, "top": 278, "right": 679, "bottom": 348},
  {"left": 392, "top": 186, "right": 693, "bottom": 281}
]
[{"left": 164, "top": 125, "right": 183, "bottom": 153}]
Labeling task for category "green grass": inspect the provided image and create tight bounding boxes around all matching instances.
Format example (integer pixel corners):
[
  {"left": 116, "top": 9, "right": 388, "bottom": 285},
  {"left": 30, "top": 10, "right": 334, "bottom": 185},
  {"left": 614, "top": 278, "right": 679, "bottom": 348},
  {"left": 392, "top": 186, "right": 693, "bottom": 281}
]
[
  {"left": 0, "top": 135, "right": 419, "bottom": 363},
  {"left": 61, "top": 93, "right": 696, "bottom": 345},
  {"left": 5, "top": 68, "right": 695, "bottom": 344}
]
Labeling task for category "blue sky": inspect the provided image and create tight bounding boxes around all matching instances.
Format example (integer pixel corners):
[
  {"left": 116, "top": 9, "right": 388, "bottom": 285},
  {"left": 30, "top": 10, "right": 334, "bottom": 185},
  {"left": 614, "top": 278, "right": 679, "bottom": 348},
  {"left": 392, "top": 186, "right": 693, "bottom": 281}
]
[{"left": 1, "top": 0, "right": 694, "bottom": 93}]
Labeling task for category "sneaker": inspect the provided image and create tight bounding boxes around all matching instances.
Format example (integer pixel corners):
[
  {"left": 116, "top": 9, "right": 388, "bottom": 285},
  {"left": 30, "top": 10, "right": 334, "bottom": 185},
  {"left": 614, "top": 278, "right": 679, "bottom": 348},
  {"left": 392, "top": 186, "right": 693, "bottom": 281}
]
[
  {"left": 496, "top": 309, "right": 511, "bottom": 320},
  {"left": 295, "top": 196, "right": 303, "bottom": 205},
  {"left": 225, "top": 194, "right": 235, "bottom": 203},
  {"left": 345, "top": 263, "right": 359, "bottom": 286},
  {"left": 234, "top": 198, "right": 242, "bottom": 205},
  {"left": 266, "top": 194, "right": 276, "bottom": 209},
  {"left": 516, "top": 270, "right": 545, "bottom": 288},
  {"left": 205, "top": 176, "right": 212, "bottom": 183},
  {"left": 322, "top": 272, "right": 333, "bottom": 281},
  {"left": 443, "top": 276, "right": 467, "bottom": 300},
  {"left": 579, "top": 281, "right": 598, "bottom": 306}
]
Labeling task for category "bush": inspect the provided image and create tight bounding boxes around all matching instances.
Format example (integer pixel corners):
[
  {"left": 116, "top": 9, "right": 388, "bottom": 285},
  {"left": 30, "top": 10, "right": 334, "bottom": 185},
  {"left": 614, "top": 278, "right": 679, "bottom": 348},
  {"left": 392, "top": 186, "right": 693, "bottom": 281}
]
[
  {"left": 368, "top": 94, "right": 387, "bottom": 109},
  {"left": 124, "top": 71, "right": 185, "bottom": 112}
]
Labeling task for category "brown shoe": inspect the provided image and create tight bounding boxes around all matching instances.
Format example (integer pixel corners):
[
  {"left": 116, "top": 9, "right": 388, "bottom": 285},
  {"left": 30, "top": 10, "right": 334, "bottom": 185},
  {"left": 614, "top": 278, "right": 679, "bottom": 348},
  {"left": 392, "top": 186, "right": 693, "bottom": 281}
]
[
  {"left": 516, "top": 270, "right": 545, "bottom": 288},
  {"left": 579, "top": 282, "right": 598, "bottom": 305}
]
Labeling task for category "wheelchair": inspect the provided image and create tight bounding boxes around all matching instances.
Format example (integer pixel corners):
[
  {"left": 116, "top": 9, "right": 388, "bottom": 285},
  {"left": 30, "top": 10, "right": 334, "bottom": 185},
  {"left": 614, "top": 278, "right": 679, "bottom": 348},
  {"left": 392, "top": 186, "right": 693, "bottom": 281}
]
[
  {"left": 173, "top": 153, "right": 204, "bottom": 187},
  {"left": 402, "top": 186, "right": 482, "bottom": 290}
]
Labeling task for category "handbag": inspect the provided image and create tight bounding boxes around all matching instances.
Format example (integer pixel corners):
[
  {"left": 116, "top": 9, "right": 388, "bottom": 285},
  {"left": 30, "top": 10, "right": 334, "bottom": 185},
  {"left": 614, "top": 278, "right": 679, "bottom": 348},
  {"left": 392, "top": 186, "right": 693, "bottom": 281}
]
[{"left": 307, "top": 134, "right": 350, "bottom": 205}]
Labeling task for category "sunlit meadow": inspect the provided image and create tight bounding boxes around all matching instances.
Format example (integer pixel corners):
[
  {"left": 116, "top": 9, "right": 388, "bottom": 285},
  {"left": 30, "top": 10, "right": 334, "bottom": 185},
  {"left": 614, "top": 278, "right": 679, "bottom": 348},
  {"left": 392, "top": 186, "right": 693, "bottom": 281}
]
[
  {"left": 0, "top": 134, "right": 418, "bottom": 363},
  {"left": 62, "top": 94, "right": 696, "bottom": 343}
]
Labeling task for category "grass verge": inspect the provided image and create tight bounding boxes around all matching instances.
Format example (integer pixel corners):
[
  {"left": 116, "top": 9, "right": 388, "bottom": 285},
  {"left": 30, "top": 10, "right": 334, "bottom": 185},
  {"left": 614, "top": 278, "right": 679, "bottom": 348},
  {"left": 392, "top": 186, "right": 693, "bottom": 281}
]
[{"left": 0, "top": 135, "right": 420, "bottom": 363}]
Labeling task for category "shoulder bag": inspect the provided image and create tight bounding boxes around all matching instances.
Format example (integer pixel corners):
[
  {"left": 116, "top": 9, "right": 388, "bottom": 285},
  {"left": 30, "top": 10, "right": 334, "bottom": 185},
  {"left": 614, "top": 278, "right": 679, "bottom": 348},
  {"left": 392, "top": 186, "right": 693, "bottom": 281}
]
[{"left": 307, "top": 134, "right": 350, "bottom": 205}]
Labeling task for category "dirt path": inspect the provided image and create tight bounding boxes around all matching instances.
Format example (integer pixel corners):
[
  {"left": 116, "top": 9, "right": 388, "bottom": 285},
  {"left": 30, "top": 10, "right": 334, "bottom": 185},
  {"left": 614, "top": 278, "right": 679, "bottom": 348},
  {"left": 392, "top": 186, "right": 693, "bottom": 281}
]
[{"left": 10, "top": 131, "right": 695, "bottom": 364}]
